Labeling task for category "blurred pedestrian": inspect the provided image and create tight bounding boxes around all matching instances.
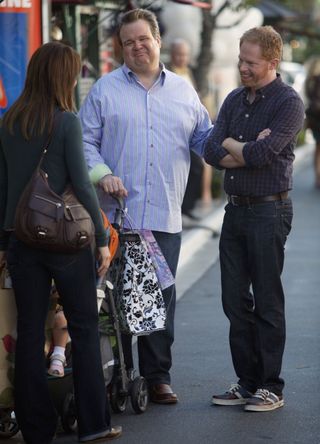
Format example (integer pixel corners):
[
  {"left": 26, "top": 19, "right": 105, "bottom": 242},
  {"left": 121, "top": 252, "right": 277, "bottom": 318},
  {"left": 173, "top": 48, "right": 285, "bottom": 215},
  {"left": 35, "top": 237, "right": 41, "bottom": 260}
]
[
  {"left": 0, "top": 42, "right": 121, "bottom": 443},
  {"left": 79, "top": 9, "right": 212, "bottom": 404},
  {"left": 205, "top": 26, "right": 305, "bottom": 412},
  {"left": 169, "top": 38, "right": 214, "bottom": 219},
  {"left": 169, "top": 38, "right": 195, "bottom": 85},
  {"left": 169, "top": 38, "right": 204, "bottom": 220},
  {"left": 305, "top": 56, "right": 320, "bottom": 188}
]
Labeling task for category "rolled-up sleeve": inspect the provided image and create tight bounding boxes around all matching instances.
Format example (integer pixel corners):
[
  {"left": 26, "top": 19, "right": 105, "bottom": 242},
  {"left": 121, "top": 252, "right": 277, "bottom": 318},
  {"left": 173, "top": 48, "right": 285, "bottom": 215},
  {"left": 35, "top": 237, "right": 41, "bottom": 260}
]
[
  {"left": 243, "top": 95, "right": 305, "bottom": 168},
  {"left": 189, "top": 99, "right": 213, "bottom": 155}
]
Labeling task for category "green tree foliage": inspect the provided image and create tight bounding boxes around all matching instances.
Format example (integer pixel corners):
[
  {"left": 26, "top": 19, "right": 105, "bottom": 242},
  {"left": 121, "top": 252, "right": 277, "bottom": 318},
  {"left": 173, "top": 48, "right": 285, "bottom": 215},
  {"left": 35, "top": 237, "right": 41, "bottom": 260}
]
[{"left": 245, "top": 0, "right": 320, "bottom": 61}]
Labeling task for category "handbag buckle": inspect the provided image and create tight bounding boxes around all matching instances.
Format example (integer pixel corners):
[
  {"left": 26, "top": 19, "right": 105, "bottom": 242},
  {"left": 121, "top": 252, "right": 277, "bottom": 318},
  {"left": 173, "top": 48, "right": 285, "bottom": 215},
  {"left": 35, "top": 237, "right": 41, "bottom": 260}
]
[
  {"left": 36, "top": 227, "right": 48, "bottom": 238},
  {"left": 78, "top": 232, "right": 88, "bottom": 244}
]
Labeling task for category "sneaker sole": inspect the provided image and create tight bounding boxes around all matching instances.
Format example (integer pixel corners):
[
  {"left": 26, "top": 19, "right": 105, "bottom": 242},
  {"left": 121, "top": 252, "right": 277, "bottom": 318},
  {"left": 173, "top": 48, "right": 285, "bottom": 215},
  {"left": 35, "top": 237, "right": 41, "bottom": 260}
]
[
  {"left": 212, "top": 398, "right": 248, "bottom": 406},
  {"left": 47, "top": 370, "right": 65, "bottom": 378},
  {"left": 244, "top": 399, "right": 284, "bottom": 412}
]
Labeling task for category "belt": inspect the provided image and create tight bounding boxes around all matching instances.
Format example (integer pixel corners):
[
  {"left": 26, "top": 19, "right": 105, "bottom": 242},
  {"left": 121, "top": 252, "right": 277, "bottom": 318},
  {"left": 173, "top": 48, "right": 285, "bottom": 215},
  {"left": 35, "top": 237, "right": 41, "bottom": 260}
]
[{"left": 228, "top": 192, "right": 288, "bottom": 206}]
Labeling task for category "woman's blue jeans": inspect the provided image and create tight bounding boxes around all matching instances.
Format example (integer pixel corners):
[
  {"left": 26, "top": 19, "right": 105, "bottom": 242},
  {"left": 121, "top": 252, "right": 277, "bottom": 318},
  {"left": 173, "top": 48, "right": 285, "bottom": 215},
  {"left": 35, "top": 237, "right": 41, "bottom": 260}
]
[
  {"left": 7, "top": 235, "right": 111, "bottom": 444},
  {"left": 219, "top": 199, "right": 293, "bottom": 396}
]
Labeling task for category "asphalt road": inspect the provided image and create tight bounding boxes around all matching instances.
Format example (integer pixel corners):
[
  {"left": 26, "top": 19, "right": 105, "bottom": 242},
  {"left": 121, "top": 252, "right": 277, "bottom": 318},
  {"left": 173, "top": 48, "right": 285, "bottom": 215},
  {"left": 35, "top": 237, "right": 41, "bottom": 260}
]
[{"left": 2, "top": 148, "right": 319, "bottom": 444}]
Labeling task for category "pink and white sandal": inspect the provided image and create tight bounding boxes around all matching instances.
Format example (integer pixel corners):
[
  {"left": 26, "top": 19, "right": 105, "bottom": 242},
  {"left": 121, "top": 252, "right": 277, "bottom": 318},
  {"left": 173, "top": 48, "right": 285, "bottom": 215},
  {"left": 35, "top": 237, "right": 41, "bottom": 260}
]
[{"left": 47, "top": 353, "right": 66, "bottom": 377}]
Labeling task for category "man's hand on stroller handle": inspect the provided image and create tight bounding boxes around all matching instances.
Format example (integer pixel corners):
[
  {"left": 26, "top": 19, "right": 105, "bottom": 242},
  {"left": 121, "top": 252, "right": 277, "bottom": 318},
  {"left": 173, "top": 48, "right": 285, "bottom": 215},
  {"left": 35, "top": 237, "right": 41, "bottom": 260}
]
[
  {"left": 96, "top": 245, "right": 111, "bottom": 277},
  {"left": 99, "top": 174, "right": 128, "bottom": 198}
]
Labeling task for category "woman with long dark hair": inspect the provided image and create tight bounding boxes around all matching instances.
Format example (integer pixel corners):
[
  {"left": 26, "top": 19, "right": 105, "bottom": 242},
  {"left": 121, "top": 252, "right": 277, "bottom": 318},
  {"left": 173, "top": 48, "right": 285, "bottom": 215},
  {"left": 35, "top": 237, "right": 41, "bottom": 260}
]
[{"left": 0, "top": 42, "right": 122, "bottom": 443}]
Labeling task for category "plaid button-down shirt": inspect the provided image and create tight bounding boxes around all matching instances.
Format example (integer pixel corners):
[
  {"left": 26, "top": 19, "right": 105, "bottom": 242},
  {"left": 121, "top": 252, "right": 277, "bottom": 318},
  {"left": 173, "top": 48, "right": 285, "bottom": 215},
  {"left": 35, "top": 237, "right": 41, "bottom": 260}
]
[{"left": 204, "top": 75, "right": 305, "bottom": 196}]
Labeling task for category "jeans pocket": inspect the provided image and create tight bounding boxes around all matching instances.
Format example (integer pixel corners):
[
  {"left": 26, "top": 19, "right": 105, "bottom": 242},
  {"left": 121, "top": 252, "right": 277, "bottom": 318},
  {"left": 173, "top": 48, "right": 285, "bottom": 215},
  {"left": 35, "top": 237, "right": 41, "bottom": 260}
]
[
  {"left": 249, "top": 202, "right": 277, "bottom": 218},
  {"left": 277, "top": 200, "right": 293, "bottom": 240},
  {"left": 281, "top": 211, "right": 293, "bottom": 241}
]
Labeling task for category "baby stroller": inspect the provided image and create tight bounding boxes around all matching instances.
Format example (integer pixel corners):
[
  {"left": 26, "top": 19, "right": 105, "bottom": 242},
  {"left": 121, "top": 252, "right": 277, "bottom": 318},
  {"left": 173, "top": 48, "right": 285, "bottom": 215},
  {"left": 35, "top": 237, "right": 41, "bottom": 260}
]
[
  {"left": 46, "top": 201, "right": 149, "bottom": 434},
  {"left": 51, "top": 284, "right": 149, "bottom": 435},
  {"left": 96, "top": 198, "right": 149, "bottom": 415},
  {"left": 101, "top": 196, "right": 168, "bottom": 413},
  {"left": 47, "top": 199, "right": 150, "bottom": 434}
]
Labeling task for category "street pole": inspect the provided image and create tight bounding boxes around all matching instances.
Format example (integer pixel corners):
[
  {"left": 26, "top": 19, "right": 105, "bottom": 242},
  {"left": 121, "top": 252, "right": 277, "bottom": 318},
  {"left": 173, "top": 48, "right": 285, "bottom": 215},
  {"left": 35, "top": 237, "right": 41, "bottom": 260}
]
[{"left": 42, "top": 0, "right": 51, "bottom": 43}]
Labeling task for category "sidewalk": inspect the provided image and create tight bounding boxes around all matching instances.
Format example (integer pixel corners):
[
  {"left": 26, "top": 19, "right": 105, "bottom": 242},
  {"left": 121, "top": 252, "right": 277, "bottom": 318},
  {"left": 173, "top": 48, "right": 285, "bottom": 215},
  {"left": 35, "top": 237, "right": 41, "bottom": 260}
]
[{"left": 176, "top": 141, "right": 315, "bottom": 300}]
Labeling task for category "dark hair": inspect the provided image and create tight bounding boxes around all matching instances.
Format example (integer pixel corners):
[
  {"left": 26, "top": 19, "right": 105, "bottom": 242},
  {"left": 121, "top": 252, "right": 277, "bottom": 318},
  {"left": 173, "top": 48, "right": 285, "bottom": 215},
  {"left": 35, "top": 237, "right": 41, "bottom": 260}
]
[
  {"left": 3, "top": 41, "right": 81, "bottom": 139},
  {"left": 117, "top": 8, "right": 160, "bottom": 46},
  {"left": 240, "top": 26, "right": 283, "bottom": 62}
]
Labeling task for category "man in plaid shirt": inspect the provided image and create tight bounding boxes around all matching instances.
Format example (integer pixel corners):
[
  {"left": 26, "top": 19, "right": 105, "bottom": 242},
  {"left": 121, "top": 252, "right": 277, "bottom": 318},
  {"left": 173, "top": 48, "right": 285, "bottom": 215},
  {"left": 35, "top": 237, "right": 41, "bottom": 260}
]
[{"left": 205, "top": 26, "right": 305, "bottom": 412}]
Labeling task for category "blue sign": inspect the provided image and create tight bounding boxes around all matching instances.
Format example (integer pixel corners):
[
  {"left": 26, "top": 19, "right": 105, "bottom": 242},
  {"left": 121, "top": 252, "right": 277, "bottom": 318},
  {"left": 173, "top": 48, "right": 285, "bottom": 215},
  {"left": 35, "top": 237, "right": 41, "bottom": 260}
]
[{"left": 0, "top": 13, "right": 27, "bottom": 116}]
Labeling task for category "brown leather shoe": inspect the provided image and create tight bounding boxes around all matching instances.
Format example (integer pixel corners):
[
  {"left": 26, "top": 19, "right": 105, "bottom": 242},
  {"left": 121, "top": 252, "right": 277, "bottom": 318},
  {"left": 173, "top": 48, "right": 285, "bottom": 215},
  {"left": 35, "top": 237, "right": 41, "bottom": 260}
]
[
  {"left": 80, "top": 426, "right": 122, "bottom": 442},
  {"left": 149, "top": 384, "right": 178, "bottom": 404}
]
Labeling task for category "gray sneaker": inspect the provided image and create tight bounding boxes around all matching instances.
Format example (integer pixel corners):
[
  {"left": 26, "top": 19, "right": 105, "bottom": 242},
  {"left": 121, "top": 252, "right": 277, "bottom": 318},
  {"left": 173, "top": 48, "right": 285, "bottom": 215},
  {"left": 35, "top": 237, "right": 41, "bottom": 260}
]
[
  {"left": 212, "top": 383, "right": 252, "bottom": 406},
  {"left": 244, "top": 389, "right": 284, "bottom": 412}
]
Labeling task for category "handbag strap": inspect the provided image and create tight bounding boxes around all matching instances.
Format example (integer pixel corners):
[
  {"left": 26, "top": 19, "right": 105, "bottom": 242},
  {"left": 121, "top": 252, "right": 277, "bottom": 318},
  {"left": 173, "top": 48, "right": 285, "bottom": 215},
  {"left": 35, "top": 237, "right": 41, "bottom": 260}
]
[{"left": 36, "top": 111, "right": 62, "bottom": 170}]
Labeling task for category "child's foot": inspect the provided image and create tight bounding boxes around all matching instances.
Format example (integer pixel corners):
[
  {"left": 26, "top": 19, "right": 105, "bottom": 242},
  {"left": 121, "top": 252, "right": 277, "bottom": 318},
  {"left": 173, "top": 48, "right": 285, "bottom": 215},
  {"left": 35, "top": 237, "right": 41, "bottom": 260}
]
[{"left": 48, "top": 353, "right": 66, "bottom": 377}]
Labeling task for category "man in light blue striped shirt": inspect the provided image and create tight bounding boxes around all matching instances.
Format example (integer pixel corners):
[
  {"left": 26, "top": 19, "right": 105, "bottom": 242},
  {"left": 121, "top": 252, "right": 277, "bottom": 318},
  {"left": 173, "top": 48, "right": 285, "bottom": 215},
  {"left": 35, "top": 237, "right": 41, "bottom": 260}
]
[{"left": 79, "top": 8, "right": 212, "bottom": 405}]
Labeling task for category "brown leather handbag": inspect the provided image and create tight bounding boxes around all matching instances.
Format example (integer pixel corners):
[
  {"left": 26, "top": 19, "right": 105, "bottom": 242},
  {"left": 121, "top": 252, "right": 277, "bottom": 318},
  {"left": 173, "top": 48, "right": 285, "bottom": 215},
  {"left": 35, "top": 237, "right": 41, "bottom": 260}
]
[{"left": 14, "top": 116, "right": 95, "bottom": 253}]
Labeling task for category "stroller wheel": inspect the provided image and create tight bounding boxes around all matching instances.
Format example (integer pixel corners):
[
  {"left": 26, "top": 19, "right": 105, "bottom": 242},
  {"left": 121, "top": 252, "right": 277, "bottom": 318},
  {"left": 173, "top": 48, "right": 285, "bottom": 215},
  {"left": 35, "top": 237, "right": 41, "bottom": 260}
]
[
  {"left": 110, "top": 382, "right": 127, "bottom": 413},
  {"left": 130, "top": 377, "right": 148, "bottom": 414},
  {"left": 61, "top": 393, "right": 78, "bottom": 433},
  {"left": 0, "top": 409, "right": 19, "bottom": 438}
]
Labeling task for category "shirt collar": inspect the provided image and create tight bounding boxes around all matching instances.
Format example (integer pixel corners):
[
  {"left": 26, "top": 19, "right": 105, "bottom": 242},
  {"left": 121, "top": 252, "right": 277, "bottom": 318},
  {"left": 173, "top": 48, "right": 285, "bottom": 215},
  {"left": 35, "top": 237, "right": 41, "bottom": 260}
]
[
  {"left": 121, "top": 62, "right": 166, "bottom": 85},
  {"left": 242, "top": 73, "right": 283, "bottom": 101}
]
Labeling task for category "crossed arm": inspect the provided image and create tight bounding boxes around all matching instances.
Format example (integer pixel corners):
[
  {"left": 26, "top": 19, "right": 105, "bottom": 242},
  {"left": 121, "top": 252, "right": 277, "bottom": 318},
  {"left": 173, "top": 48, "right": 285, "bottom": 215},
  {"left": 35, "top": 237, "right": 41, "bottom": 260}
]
[{"left": 220, "top": 128, "right": 271, "bottom": 168}]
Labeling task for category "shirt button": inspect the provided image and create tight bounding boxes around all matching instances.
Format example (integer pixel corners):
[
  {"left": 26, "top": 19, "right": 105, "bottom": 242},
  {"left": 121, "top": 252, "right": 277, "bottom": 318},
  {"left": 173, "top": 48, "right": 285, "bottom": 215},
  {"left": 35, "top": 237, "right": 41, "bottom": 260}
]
[
  {"left": 149, "top": 162, "right": 153, "bottom": 166},
  {"left": 150, "top": 144, "right": 154, "bottom": 147},
  {"left": 245, "top": 114, "right": 249, "bottom": 118},
  {"left": 239, "top": 135, "right": 243, "bottom": 140},
  {"left": 230, "top": 176, "right": 234, "bottom": 180},
  {"left": 150, "top": 125, "right": 153, "bottom": 130}
]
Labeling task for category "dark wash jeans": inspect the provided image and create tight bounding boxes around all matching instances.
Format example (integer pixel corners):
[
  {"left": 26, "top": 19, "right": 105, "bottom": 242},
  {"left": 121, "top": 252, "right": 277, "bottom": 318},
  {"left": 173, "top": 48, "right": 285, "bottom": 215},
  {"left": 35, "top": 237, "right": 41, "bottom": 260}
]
[
  {"left": 7, "top": 235, "right": 111, "bottom": 444},
  {"left": 219, "top": 199, "right": 293, "bottom": 396},
  {"left": 139, "top": 231, "right": 182, "bottom": 385},
  {"left": 122, "top": 231, "right": 182, "bottom": 386}
]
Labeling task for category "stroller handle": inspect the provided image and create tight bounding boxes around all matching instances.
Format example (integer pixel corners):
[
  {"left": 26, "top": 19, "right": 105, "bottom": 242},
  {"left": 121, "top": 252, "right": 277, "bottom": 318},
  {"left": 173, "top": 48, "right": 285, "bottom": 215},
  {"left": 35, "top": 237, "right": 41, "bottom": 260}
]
[
  {"left": 112, "top": 195, "right": 126, "bottom": 229},
  {"left": 112, "top": 195, "right": 125, "bottom": 210}
]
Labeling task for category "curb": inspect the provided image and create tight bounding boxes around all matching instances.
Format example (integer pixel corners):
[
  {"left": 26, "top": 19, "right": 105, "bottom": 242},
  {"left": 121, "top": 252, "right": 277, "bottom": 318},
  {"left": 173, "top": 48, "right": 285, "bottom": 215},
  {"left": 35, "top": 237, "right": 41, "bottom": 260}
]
[{"left": 178, "top": 201, "right": 225, "bottom": 271}]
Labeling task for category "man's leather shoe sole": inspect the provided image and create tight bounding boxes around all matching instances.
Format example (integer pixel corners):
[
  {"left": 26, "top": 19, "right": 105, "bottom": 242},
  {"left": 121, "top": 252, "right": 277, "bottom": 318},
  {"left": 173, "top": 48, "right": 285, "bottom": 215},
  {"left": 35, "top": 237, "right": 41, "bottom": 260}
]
[{"left": 149, "top": 384, "right": 178, "bottom": 405}]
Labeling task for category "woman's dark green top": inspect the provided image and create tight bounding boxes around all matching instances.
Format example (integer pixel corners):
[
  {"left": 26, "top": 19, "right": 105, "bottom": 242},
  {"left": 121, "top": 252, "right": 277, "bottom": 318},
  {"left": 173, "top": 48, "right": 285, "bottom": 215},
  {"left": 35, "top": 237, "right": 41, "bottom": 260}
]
[{"left": 0, "top": 111, "right": 107, "bottom": 250}]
